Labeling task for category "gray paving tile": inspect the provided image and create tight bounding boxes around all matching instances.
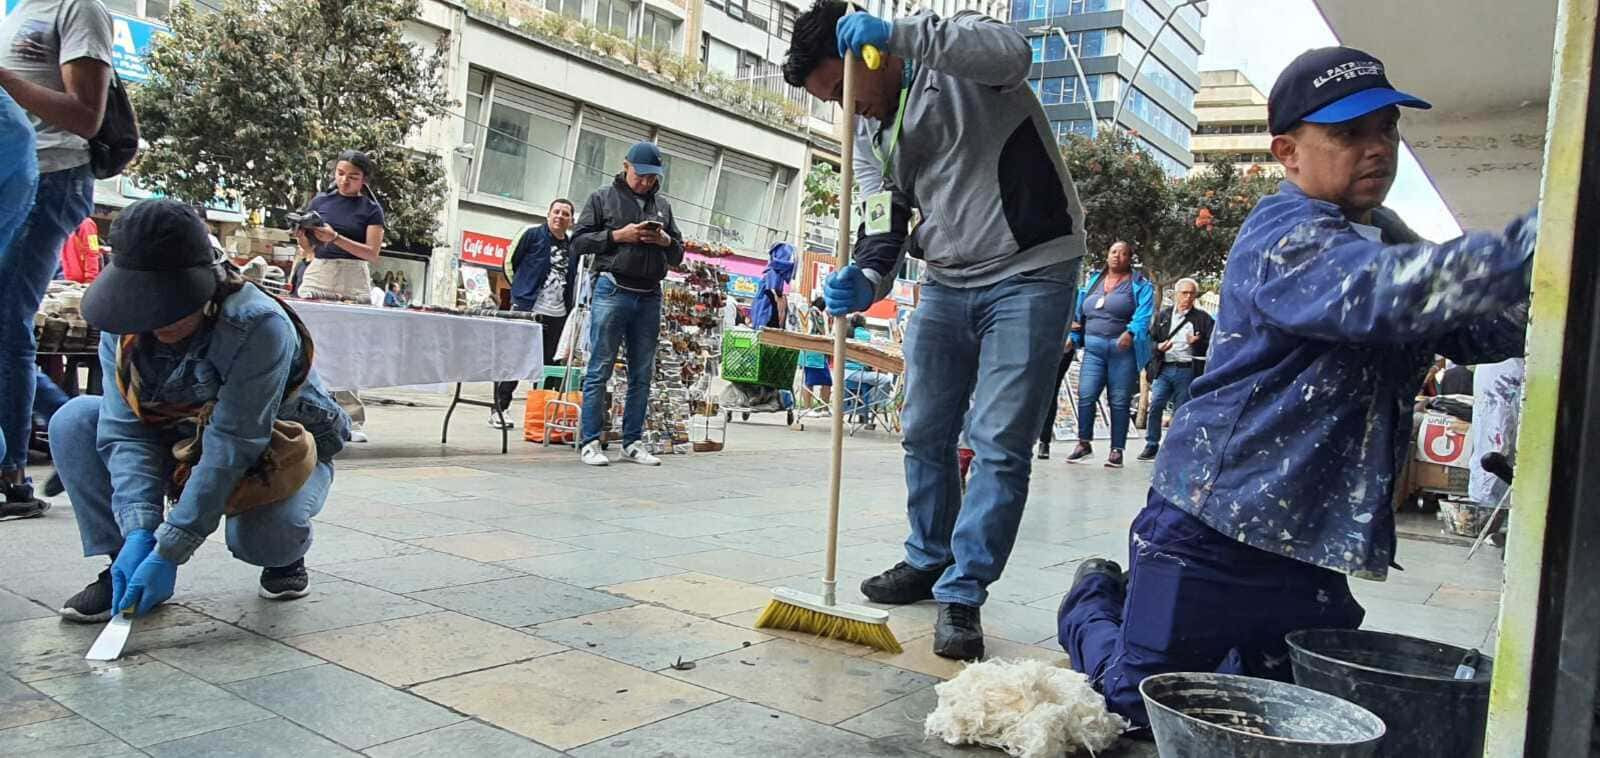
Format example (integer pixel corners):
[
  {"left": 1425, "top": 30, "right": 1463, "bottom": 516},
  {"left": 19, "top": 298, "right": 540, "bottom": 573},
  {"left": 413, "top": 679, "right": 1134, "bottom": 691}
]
[
  {"left": 326, "top": 476, "right": 455, "bottom": 505},
  {"left": 225, "top": 664, "right": 462, "bottom": 750},
  {"left": 317, "top": 551, "right": 523, "bottom": 594},
  {"left": 704, "top": 525, "right": 878, "bottom": 559},
  {"left": 498, "top": 550, "right": 684, "bottom": 588},
  {"left": 143, "top": 624, "right": 322, "bottom": 684},
  {"left": 608, "top": 511, "right": 774, "bottom": 538},
  {"left": 185, "top": 579, "right": 437, "bottom": 639},
  {"left": 400, "top": 496, "right": 553, "bottom": 522},
  {"left": 0, "top": 673, "right": 68, "bottom": 730},
  {"left": 0, "top": 606, "right": 214, "bottom": 683},
  {"left": 532, "top": 604, "right": 769, "bottom": 670},
  {"left": 488, "top": 512, "right": 633, "bottom": 540},
  {"left": 145, "top": 717, "right": 360, "bottom": 757},
  {"left": 557, "top": 529, "right": 721, "bottom": 559},
  {"left": 665, "top": 639, "right": 938, "bottom": 724},
  {"left": 0, "top": 587, "right": 52, "bottom": 623},
  {"left": 657, "top": 548, "right": 820, "bottom": 584},
  {"left": 408, "top": 575, "right": 633, "bottom": 627},
  {"left": 364, "top": 721, "right": 563, "bottom": 758},
  {"left": 1358, "top": 597, "right": 1495, "bottom": 650},
  {"left": 572, "top": 698, "right": 922, "bottom": 757},
  {"left": 319, "top": 511, "right": 495, "bottom": 541},
  {"left": 33, "top": 659, "right": 274, "bottom": 748},
  {"left": 304, "top": 523, "right": 430, "bottom": 563},
  {"left": 0, "top": 715, "right": 144, "bottom": 757}
]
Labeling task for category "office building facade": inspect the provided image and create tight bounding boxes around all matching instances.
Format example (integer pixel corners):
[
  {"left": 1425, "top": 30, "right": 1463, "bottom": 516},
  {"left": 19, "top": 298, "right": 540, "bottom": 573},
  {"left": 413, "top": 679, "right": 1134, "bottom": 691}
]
[{"left": 1190, "top": 68, "right": 1280, "bottom": 176}]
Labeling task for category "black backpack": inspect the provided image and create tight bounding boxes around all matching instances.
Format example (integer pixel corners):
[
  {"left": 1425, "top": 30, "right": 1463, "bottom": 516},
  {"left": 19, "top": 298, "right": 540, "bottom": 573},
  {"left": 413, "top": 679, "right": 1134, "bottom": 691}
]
[{"left": 89, "top": 70, "right": 138, "bottom": 179}]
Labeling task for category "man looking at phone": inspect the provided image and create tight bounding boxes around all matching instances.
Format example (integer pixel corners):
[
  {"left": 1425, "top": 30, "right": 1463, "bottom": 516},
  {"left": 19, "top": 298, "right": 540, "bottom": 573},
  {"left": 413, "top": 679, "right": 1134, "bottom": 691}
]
[{"left": 570, "top": 141, "right": 684, "bottom": 467}]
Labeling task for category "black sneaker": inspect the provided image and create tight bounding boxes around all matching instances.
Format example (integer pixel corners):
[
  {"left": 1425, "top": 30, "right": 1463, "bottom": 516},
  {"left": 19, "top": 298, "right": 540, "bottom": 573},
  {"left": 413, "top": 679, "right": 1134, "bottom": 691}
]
[
  {"left": 42, "top": 472, "right": 64, "bottom": 497},
  {"left": 1137, "top": 444, "right": 1160, "bottom": 462},
  {"left": 0, "top": 479, "right": 48, "bottom": 521},
  {"left": 860, "top": 561, "right": 946, "bottom": 605},
  {"left": 60, "top": 567, "right": 113, "bottom": 623},
  {"left": 1105, "top": 450, "right": 1125, "bottom": 469},
  {"left": 259, "top": 559, "right": 310, "bottom": 600},
  {"left": 1037, "top": 440, "right": 1050, "bottom": 460},
  {"left": 1060, "top": 558, "right": 1127, "bottom": 625},
  {"left": 933, "top": 603, "right": 984, "bottom": 660},
  {"left": 1065, "top": 442, "right": 1093, "bottom": 464}
]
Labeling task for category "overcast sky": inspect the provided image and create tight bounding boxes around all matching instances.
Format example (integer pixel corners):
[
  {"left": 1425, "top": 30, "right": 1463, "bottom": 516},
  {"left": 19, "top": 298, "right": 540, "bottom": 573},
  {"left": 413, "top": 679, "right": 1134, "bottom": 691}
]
[{"left": 1196, "top": 0, "right": 1464, "bottom": 241}]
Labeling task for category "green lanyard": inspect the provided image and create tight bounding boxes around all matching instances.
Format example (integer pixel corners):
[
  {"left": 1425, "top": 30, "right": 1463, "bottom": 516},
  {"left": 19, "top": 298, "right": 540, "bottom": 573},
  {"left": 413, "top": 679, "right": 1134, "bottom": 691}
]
[{"left": 872, "top": 60, "right": 916, "bottom": 179}]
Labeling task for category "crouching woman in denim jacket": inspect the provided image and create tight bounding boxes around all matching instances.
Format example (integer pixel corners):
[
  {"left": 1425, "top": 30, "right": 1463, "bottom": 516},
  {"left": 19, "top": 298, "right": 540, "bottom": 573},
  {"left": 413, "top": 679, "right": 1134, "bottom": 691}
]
[{"left": 51, "top": 199, "right": 349, "bottom": 622}]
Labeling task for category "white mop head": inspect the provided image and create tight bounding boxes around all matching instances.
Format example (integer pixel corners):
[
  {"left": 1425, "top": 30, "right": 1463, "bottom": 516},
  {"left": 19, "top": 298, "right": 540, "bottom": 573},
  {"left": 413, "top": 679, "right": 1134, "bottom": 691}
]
[{"left": 924, "top": 658, "right": 1127, "bottom": 757}]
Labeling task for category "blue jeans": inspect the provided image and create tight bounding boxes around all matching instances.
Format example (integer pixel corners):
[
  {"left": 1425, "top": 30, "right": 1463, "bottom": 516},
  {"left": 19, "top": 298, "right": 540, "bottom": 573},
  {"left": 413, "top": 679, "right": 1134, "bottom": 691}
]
[
  {"left": 1058, "top": 491, "right": 1365, "bottom": 726},
  {"left": 49, "top": 396, "right": 332, "bottom": 567},
  {"left": 0, "top": 165, "right": 93, "bottom": 471},
  {"left": 1076, "top": 334, "right": 1138, "bottom": 450},
  {"left": 900, "top": 260, "right": 1076, "bottom": 607},
  {"left": 579, "top": 276, "right": 661, "bottom": 447},
  {"left": 1144, "top": 363, "right": 1195, "bottom": 445},
  {"left": 34, "top": 368, "right": 70, "bottom": 421}
]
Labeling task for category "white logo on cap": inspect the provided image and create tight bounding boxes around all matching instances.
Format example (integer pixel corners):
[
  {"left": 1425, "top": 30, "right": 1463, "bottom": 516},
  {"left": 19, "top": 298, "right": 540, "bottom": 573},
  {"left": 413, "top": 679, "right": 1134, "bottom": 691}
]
[{"left": 1313, "top": 60, "right": 1383, "bottom": 88}]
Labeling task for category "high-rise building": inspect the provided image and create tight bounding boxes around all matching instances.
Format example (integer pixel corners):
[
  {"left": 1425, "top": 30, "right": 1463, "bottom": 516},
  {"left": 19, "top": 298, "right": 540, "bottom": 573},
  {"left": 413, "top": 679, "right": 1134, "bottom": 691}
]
[
  {"left": 1190, "top": 69, "right": 1281, "bottom": 176},
  {"left": 1005, "top": 0, "right": 1206, "bottom": 177}
]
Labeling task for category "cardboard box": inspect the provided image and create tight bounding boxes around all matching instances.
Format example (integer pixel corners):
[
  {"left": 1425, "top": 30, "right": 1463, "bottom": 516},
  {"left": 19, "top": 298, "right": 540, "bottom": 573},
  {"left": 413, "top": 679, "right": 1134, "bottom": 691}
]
[
  {"left": 1411, "top": 460, "right": 1471, "bottom": 494},
  {"left": 1415, "top": 413, "right": 1474, "bottom": 469}
]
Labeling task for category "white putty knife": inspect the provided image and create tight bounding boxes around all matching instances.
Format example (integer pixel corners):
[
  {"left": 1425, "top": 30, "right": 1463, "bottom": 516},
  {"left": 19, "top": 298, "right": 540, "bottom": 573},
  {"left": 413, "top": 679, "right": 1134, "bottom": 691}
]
[{"left": 85, "top": 613, "right": 133, "bottom": 661}]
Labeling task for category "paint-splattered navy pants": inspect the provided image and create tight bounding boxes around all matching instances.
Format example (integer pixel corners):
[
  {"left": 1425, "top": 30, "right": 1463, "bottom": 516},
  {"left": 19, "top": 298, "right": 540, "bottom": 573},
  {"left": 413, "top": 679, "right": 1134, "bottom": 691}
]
[{"left": 1058, "top": 491, "right": 1366, "bottom": 727}]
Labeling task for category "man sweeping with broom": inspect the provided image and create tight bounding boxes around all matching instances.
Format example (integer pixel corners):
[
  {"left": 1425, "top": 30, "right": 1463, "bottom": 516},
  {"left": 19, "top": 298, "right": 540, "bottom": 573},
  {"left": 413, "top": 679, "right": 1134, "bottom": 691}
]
[{"left": 772, "top": 1, "right": 1087, "bottom": 661}]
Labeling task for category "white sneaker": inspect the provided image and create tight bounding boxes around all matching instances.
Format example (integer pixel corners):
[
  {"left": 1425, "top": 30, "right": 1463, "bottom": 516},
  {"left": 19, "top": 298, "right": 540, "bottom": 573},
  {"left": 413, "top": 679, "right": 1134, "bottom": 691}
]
[
  {"left": 348, "top": 426, "right": 369, "bottom": 444},
  {"left": 580, "top": 441, "right": 610, "bottom": 466},
  {"left": 621, "top": 441, "right": 661, "bottom": 466},
  {"left": 488, "top": 410, "right": 512, "bottom": 430}
]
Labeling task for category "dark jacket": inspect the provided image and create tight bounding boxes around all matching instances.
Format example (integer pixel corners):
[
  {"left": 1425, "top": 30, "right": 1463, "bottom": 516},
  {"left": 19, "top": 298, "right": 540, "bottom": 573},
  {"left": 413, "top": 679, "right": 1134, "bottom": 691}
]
[
  {"left": 1151, "top": 180, "right": 1534, "bottom": 580},
  {"left": 505, "top": 224, "right": 576, "bottom": 312},
  {"left": 571, "top": 173, "right": 685, "bottom": 290},
  {"left": 1147, "top": 304, "right": 1215, "bottom": 378}
]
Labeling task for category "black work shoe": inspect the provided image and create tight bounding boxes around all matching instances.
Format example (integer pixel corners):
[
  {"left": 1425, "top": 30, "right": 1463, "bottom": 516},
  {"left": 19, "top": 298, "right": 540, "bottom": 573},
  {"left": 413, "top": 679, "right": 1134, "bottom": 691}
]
[
  {"left": 60, "top": 567, "right": 113, "bottom": 623},
  {"left": 1037, "top": 440, "right": 1051, "bottom": 460},
  {"left": 933, "top": 603, "right": 985, "bottom": 660},
  {"left": 42, "top": 472, "right": 64, "bottom": 497},
  {"left": 1105, "top": 449, "right": 1125, "bottom": 469},
  {"left": 259, "top": 559, "right": 310, "bottom": 600},
  {"left": 1065, "top": 442, "right": 1093, "bottom": 464},
  {"left": 860, "top": 561, "right": 945, "bottom": 605},
  {"left": 0, "top": 480, "right": 47, "bottom": 521},
  {"left": 1137, "top": 444, "right": 1159, "bottom": 462},
  {"left": 1072, "top": 558, "right": 1125, "bottom": 592}
]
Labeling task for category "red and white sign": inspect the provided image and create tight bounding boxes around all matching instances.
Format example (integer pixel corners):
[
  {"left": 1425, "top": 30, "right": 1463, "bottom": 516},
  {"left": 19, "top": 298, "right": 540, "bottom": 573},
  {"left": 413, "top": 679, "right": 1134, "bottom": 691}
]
[
  {"left": 1416, "top": 414, "right": 1473, "bottom": 469},
  {"left": 461, "top": 231, "right": 512, "bottom": 269}
]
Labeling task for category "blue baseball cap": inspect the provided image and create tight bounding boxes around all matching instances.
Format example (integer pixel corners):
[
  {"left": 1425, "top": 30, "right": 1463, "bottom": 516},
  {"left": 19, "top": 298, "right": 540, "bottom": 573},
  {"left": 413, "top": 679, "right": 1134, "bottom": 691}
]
[
  {"left": 625, "top": 141, "right": 664, "bottom": 176},
  {"left": 1268, "top": 47, "right": 1431, "bottom": 135}
]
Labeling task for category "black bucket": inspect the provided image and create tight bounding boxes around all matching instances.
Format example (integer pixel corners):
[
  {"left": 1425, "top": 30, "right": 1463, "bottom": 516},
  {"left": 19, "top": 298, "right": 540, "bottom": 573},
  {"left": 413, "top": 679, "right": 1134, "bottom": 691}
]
[
  {"left": 1286, "top": 629, "right": 1493, "bottom": 758},
  {"left": 1140, "top": 672, "right": 1386, "bottom": 758}
]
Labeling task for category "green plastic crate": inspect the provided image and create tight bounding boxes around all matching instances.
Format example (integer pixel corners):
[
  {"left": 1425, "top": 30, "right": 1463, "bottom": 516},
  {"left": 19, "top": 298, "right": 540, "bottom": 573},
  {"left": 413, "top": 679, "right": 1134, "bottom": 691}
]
[{"left": 721, "top": 328, "right": 799, "bottom": 389}]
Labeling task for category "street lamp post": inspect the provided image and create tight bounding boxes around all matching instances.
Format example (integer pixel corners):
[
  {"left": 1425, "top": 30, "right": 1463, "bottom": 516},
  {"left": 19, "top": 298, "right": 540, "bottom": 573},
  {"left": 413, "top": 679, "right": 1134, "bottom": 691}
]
[
  {"left": 1029, "top": 24, "right": 1099, "bottom": 137},
  {"left": 1111, "top": 0, "right": 1203, "bottom": 128}
]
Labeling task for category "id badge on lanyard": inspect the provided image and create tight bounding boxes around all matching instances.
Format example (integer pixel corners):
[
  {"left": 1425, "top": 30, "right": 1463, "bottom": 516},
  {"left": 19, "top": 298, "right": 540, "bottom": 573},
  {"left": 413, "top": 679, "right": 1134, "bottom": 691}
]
[{"left": 865, "top": 60, "right": 915, "bottom": 237}]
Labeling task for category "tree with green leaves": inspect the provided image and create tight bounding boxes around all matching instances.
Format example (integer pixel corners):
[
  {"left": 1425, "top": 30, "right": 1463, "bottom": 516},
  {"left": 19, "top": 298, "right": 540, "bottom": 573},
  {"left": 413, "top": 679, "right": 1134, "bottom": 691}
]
[{"left": 131, "top": 0, "right": 452, "bottom": 251}]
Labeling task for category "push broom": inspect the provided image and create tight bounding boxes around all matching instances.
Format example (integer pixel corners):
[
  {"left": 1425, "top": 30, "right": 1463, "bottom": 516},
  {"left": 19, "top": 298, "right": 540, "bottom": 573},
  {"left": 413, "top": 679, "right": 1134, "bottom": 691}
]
[{"left": 755, "top": 43, "right": 902, "bottom": 654}]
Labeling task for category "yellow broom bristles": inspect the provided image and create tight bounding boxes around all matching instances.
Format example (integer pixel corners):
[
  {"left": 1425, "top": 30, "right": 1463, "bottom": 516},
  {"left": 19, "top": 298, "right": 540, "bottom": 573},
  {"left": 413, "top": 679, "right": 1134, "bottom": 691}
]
[{"left": 754, "top": 597, "right": 903, "bottom": 654}]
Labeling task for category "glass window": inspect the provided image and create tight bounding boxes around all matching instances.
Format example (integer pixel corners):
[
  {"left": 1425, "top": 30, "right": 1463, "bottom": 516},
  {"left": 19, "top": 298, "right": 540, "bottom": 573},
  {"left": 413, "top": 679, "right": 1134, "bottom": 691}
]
[
  {"left": 705, "top": 35, "right": 739, "bottom": 76},
  {"left": 1015, "top": 0, "right": 1114, "bottom": 21},
  {"left": 642, "top": 10, "right": 677, "bottom": 49},
  {"left": 1040, "top": 78, "right": 1063, "bottom": 105},
  {"left": 568, "top": 130, "right": 634, "bottom": 201},
  {"left": 1122, "top": 84, "right": 1191, "bottom": 149},
  {"left": 1136, "top": 136, "right": 1188, "bottom": 177},
  {"left": 101, "top": 0, "right": 136, "bottom": 13},
  {"left": 1029, "top": 31, "right": 1106, "bottom": 63},
  {"left": 545, "top": 0, "right": 582, "bottom": 18},
  {"left": 660, "top": 153, "right": 714, "bottom": 238},
  {"left": 478, "top": 103, "right": 572, "bottom": 208},
  {"left": 725, "top": 0, "right": 746, "bottom": 20},
  {"left": 143, "top": 0, "right": 170, "bottom": 19},
  {"left": 711, "top": 169, "right": 769, "bottom": 252},
  {"left": 594, "top": 0, "right": 633, "bottom": 35},
  {"left": 779, "top": 4, "right": 797, "bottom": 39},
  {"left": 464, "top": 72, "right": 487, "bottom": 163},
  {"left": 764, "top": 174, "right": 793, "bottom": 249},
  {"left": 1124, "top": 1, "right": 1201, "bottom": 70},
  {"left": 1122, "top": 39, "right": 1196, "bottom": 109}
]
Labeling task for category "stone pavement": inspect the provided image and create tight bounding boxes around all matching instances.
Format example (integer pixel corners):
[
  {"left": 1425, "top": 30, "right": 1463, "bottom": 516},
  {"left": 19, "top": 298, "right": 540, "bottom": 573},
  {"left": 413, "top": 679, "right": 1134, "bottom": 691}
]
[{"left": 0, "top": 387, "right": 1503, "bottom": 756}]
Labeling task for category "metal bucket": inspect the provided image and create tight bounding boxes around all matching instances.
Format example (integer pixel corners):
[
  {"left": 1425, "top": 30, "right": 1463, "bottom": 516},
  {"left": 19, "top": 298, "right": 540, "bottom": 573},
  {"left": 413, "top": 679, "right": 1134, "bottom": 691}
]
[
  {"left": 1140, "top": 672, "right": 1386, "bottom": 758},
  {"left": 1287, "top": 629, "right": 1492, "bottom": 758}
]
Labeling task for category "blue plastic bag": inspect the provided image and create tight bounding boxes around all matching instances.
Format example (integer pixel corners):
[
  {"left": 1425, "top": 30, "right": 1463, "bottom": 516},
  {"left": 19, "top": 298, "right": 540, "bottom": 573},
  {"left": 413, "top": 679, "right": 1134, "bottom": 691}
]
[{"left": 0, "top": 90, "right": 39, "bottom": 256}]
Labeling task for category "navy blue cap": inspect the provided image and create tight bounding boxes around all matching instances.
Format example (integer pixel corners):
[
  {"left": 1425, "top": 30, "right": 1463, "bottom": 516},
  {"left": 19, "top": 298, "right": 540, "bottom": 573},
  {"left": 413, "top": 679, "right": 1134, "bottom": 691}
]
[
  {"left": 1268, "top": 47, "right": 1431, "bottom": 135},
  {"left": 625, "top": 141, "right": 664, "bottom": 176}
]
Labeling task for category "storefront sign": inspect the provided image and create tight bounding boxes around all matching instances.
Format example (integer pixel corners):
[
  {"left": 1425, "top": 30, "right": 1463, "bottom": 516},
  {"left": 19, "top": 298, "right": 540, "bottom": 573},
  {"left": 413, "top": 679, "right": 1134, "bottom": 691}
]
[
  {"left": 119, "top": 175, "right": 242, "bottom": 214},
  {"left": 726, "top": 273, "right": 761, "bottom": 299},
  {"left": 460, "top": 230, "right": 512, "bottom": 269},
  {"left": 111, "top": 14, "right": 164, "bottom": 84}
]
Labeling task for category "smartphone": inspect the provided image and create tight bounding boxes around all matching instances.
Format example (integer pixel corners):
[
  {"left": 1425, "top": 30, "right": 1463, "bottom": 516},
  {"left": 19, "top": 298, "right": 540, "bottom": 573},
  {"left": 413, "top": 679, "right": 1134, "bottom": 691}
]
[{"left": 641, "top": 220, "right": 664, "bottom": 232}]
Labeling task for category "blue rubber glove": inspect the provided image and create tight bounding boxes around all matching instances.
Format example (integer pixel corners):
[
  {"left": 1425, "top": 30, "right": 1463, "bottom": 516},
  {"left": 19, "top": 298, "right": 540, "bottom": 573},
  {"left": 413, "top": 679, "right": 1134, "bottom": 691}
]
[
  {"left": 836, "top": 13, "right": 892, "bottom": 59},
  {"left": 110, "top": 529, "right": 157, "bottom": 614},
  {"left": 823, "top": 265, "right": 875, "bottom": 316},
  {"left": 121, "top": 552, "right": 177, "bottom": 617}
]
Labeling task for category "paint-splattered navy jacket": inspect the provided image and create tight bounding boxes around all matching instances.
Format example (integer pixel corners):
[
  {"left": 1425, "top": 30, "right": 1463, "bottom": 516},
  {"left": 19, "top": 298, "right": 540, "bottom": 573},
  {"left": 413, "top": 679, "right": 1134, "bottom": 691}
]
[{"left": 1152, "top": 181, "right": 1535, "bottom": 580}]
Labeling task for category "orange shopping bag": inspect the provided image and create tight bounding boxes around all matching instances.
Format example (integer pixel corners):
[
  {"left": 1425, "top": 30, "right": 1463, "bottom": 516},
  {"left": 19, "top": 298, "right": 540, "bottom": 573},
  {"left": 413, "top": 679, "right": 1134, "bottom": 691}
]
[{"left": 524, "top": 389, "right": 581, "bottom": 443}]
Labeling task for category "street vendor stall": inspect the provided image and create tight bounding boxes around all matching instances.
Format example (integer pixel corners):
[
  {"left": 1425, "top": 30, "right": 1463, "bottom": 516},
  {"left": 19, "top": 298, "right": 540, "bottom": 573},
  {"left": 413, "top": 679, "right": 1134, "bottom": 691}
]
[
  {"left": 757, "top": 328, "right": 905, "bottom": 433},
  {"left": 291, "top": 301, "right": 543, "bottom": 453}
]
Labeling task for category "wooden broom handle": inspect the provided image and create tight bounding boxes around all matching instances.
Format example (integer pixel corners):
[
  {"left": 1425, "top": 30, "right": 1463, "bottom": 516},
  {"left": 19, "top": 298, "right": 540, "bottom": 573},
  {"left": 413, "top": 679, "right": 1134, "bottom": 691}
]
[{"left": 823, "top": 48, "right": 859, "bottom": 606}]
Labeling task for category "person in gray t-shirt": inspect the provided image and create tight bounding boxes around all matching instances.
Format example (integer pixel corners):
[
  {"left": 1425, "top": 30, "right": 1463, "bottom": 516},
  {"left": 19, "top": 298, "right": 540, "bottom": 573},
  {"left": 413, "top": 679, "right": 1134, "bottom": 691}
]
[{"left": 0, "top": 0, "right": 112, "bottom": 517}]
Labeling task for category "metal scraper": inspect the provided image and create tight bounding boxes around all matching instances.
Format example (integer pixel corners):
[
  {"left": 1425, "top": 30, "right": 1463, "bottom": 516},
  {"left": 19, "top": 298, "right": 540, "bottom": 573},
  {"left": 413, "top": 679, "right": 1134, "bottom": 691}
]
[{"left": 85, "top": 612, "right": 133, "bottom": 661}]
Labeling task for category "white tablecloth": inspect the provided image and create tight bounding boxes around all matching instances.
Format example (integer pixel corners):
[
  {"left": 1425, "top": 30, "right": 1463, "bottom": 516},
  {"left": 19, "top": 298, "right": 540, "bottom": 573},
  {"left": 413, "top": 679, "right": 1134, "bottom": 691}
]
[{"left": 293, "top": 302, "right": 544, "bottom": 392}]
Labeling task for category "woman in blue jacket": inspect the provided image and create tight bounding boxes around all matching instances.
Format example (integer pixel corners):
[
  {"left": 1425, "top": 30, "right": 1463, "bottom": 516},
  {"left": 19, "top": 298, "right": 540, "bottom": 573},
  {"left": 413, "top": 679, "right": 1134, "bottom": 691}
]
[
  {"left": 50, "top": 199, "right": 348, "bottom": 622},
  {"left": 1066, "top": 241, "right": 1154, "bottom": 468}
]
